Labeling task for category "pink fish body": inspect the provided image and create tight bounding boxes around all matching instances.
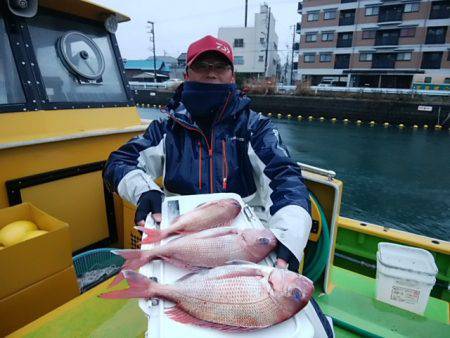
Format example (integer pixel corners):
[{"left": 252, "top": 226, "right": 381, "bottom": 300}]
[
  {"left": 101, "top": 263, "right": 314, "bottom": 332},
  {"left": 110, "top": 227, "right": 277, "bottom": 286},
  {"left": 137, "top": 198, "right": 242, "bottom": 244}
]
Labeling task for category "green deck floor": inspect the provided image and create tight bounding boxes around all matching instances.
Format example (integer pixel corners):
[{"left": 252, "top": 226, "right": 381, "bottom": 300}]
[{"left": 315, "top": 266, "right": 449, "bottom": 338}]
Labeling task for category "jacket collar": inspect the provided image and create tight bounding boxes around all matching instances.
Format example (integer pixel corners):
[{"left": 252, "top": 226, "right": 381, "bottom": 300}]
[{"left": 164, "top": 83, "right": 251, "bottom": 129}]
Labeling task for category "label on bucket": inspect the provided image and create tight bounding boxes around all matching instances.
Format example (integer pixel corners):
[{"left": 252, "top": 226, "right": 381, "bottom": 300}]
[{"left": 390, "top": 286, "right": 420, "bottom": 304}]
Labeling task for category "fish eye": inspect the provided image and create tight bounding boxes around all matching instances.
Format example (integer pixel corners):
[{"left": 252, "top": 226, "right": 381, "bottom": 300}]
[
  {"left": 292, "top": 288, "right": 302, "bottom": 302},
  {"left": 258, "top": 237, "right": 270, "bottom": 245}
]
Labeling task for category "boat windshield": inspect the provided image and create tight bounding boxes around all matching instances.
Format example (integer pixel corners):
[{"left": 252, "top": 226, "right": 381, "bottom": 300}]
[
  {"left": 27, "top": 11, "right": 128, "bottom": 103},
  {"left": 0, "top": 15, "right": 25, "bottom": 105}
]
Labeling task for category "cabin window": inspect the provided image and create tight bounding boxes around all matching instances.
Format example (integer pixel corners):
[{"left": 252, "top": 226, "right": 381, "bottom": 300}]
[
  {"left": 0, "top": 16, "right": 25, "bottom": 105},
  {"left": 27, "top": 12, "right": 127, "bottom": 103}
]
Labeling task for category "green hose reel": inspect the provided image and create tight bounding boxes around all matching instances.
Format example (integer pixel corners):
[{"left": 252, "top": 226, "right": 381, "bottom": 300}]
[{"left": 303, "top": 193, "right": 331, "bottom": 282}]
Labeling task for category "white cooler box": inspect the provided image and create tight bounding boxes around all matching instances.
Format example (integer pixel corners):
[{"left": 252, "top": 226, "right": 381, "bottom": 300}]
[
  {"left": 138, "top": 193, "right": 315, "bottom": 338},
  {"left": 376, "top": 242, "right": 438, "bottom": 315}
]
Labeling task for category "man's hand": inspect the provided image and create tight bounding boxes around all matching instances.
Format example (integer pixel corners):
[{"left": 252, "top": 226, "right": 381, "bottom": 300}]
[
  {"left": 135, "top": 190, "right": 163, "bottom": 225},
  {"left": 276, "top": 242, "right": 298, "bottom": 271}
]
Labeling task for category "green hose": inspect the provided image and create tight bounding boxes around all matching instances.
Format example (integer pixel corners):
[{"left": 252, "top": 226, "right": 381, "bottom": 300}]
[{"left": 303, "top": 193, "right": 331, "bottom": 282}]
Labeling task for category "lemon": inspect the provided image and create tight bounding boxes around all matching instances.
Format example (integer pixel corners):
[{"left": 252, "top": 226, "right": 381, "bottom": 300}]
[
  {"left": 0, "top": 220, "right": 38, "bottom": 246},
  {"left": 21, "top": 230, "right": 48, "bottom": 242}
]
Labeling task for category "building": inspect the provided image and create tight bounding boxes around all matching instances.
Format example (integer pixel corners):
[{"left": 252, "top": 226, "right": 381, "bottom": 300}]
[
  {"left": 297, "top": 0, "right": 450, "bottom": 88},
  {"left": 123, "top": 59, "right": 170, "bottom": 82},
  {"left": 218, "top": 4, "right": 280, "bottom": 78}
]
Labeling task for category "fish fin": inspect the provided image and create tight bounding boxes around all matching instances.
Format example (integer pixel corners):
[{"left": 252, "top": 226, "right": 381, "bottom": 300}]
[
  {"left": 101, "top": 270, "right": 155, "bottom": 299},
  {"left": 134, "top": 227, "right": 165, "bottom": 244},
  {"left": 174, "top": 269, "right": 211, "bottom": 283},
  {"left": 112, "top": 249, "right": 149, "bottom": 260},
  {"left": 165, "top": 306, "right": 256, "bottom": 332},
  {"left": 215, "top": 268, "right": 264, "bottom": 280},
  {"left": 181, "top": 227, "right": 238, "bottom": 240}
]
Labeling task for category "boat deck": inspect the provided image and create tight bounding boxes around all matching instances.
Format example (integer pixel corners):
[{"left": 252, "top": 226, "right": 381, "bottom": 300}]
[
  {"left": 9, "top": 266, "right": 449, "bottom": 337},
  {"left": 316, "top": 266, "right": 449, "bottom": 337}
]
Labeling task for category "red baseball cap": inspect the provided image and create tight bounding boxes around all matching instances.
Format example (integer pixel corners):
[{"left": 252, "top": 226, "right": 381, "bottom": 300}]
[{"left": 187, "top": 35, "right": 234, "bottom": 66}]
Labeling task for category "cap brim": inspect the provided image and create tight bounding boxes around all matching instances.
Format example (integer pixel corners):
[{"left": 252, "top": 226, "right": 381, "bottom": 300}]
[{"left": 187, "top": 49, "right": 232, "bottom": 67}]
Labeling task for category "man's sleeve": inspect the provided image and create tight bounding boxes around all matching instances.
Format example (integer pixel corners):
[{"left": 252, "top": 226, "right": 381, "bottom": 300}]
[
  {"left": 103, "top": 119, "right": 166, "bottom": 205},
  {"left": 247, "top": 112, "right": 312, "bottom": 260}
]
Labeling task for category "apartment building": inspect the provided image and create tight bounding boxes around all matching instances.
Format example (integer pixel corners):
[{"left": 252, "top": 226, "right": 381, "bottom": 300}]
[
  {"left": 297, "top": 0, "right": 450, "bottom": 88},
  {"left": 219, "top": 4, "right": 280, "bottom": 78}
]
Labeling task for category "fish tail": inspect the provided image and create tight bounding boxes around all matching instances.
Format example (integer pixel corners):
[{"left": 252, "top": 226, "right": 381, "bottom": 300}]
[
  {"left": 135, "top": 226, "right": 166, "bottom": 244},
  {"left": 101, "top": 270, "right": 157, "bottom": 299},
  {"left": 109, "top": 253, "right": 154, "bottom": 288}
]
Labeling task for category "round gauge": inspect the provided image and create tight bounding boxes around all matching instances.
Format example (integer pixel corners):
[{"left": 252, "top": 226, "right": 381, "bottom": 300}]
[{"left": 57, "top": 31, "right": 105, "bottom": 80}]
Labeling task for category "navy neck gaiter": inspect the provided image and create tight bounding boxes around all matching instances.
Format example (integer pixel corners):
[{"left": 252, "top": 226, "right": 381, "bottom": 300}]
[{"left": 181, "top": 81, "right": 237, "bottom": 120}]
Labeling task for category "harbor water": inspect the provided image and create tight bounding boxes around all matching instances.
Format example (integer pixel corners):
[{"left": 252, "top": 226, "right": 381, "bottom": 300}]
[{"left": 138, "top": 107, "right": 450, "bottom": 241}]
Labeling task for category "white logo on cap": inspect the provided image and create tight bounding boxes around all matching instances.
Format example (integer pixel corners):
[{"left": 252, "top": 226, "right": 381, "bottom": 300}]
[{"left": 216, "top": 42, "right": 231, "bottom": 54}]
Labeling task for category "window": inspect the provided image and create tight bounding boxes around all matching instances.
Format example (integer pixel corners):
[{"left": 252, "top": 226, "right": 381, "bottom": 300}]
[
  {"left": 258, "top": 55, "right": 264, "bottom": 62},
  {"left": 0, "top": 16, "right": 26, "bottom": 105},
  {"left": 322, "top": 32, "right": 334, "bottom": 41},
  {"left": 362, "top": 30, "right": 376, "bottom": 39},
  {"left": 324, "top": 10, "right": 337, "bottom": 20},
  {"left": 27, "top": 12, "right": 127, "bottom": 103},
  {"left": 424, "top": 77, "right": 432, "bottom": 83},
  {"left": 359, "top": 53, "right": 373, "bottom": 61},
  {"left": 426, "top": 26, "right": 447, "bottom": 44},
  {"left": 233, "top": 38, "right": 244, "bottom": 48},
  {"left": 365, "top": 6, "right": 379, "bottom": 16},
  {"left": 397, "top": 52, "right": 412, "bottom": 61},
  {"left": 234, "top": 56, "right": 244, "bottom": 65},
  {"left": 260, "top": 37, "right": 265, "bottom": 44},
  {"left": 320, "top": 53, "right": 332, "bottom": 62},
  {"left": 306, "top": 33, "right": 317, "bottom": 42},
  {"left": 304, "top": 54, "right": 315, "bottom": 63},
  {"left": 404, "top": 3, "right": 420, "bottom": 13},
  {"left": 400, "top": 27, "right": 416, "bottom": 37},
  {"left": 307, "top": 11, "right": 319, "bottom": 21}
]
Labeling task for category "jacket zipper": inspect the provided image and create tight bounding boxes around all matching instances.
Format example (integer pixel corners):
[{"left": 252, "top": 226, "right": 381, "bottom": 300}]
[
  {"left": 167, "top": 91, "right": 232, "bottom": 194},
  {"left": 222, "top": 139, "right": 228, "bottom": 190},
  {"left": 198, "top": 141, "right": 202, "bottom": 190}
]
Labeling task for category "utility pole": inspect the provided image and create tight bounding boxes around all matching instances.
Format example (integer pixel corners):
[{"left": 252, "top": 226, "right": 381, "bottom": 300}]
[
  {"left": 245, "top": 0, "right": 248, "bottom": 27},
  {"left": 264, "top": 6, "right": 271, "bottom": 77},
  {"left": 290, "top": 24, "right": 296, "bottom": 85},
  {"left": 147, "top": 21, "right": 157, "bottom": 83},
  {"left": 283, "top": 47, "right": 289, "bottom": 84}
]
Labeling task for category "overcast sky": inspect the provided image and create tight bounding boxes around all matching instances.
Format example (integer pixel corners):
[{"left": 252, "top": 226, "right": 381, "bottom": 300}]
[{"left": 95, "top": 0, "right": 300, "bottom": 62}]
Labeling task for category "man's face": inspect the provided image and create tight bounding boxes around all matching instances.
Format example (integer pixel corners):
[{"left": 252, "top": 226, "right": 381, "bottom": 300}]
[{"left": 186, "top": 52, "right": 235, "bottom": 84}]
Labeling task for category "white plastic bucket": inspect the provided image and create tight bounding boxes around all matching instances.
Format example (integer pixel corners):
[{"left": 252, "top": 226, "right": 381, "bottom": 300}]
[{"left": 376, "top": 242, "right": 438, "bottom": 315}]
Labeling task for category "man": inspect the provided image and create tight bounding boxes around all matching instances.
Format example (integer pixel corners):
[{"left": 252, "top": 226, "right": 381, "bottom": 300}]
[{"left": 103, "top": 35, "right": 311, "bottom": 271}]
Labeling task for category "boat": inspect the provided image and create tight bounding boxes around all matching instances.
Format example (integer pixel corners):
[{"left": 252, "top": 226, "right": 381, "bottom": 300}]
[{"left": 0, "top": 1, "right": 448, "bottom": 337}]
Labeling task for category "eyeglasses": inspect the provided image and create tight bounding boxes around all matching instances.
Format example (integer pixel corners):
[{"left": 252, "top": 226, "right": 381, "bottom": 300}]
[{"left": 189, "top": 61, "right": 232, "bottom": 74}]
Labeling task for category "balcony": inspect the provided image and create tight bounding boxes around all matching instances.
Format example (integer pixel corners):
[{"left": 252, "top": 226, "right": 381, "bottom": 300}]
[
  {"left": 296, "top": 23, "right": 301, "bottom": 33},
  {"left": 334, "top": 54, "right": 350, "bottom": 69},
  {"left": 421, "top": 52, "right": 443, "bottom": 69},
  {"left": 372, "top": 54, "right": 396, "bottom": 69},
  {"left": 337, "top": 33, "right": 353, "bottom": 47},
  {"left": 339, "top": 10, "right": 355, "bottom": 26},
  {"left": 297, "top": 2, "right": 303, "bottom": 14},
  {"left": 375, "top": 30, "right": 400, "bottom": 46},
  {"left": 429, "top": 1, "right": 450, "bottom": 19},
  {"left": 378, "top": 6, "right": 403, "bottom": 23}
]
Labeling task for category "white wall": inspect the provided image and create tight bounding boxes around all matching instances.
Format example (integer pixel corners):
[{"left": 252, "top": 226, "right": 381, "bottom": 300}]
[{"left": 218, "top": 4, "right": 279, "bottom": 77}]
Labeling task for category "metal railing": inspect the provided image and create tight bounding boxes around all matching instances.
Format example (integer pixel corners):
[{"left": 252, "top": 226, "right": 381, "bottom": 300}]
[{"left": 310, "top": 86, "right": 450, "bottom": 97}]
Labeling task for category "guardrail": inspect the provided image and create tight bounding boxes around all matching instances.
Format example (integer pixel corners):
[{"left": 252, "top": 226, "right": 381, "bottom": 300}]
[{"left": 310, "top": 86, "right": 450, "bottom": 97}]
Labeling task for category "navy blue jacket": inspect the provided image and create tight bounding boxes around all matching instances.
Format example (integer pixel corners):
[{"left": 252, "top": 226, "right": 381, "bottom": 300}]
[{"left": 104, "top": 89, "right": 312, "bottom": 259}]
